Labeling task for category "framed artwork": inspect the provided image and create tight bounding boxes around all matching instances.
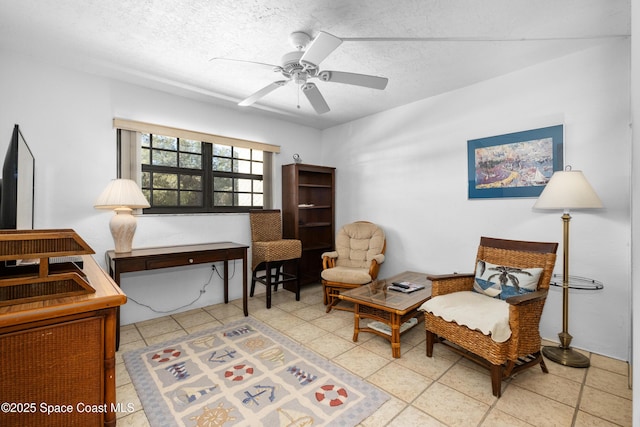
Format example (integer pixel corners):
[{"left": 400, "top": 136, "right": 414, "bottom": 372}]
[{"left": 467, "top": 125, "right": 564, "bottom": 199}]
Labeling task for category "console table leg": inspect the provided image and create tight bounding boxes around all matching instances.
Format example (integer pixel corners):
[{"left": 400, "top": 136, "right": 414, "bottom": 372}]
[{"left": 223, "top": 260, "right": 229, "bottom": 303}]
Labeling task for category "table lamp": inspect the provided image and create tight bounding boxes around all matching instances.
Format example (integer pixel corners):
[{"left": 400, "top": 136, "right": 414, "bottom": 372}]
[
  {"left": 94, "top": 179, "right": 150, "bottom": 253},
  {"left": 532, "top": 166, "right": 603, "bottom": 367}
]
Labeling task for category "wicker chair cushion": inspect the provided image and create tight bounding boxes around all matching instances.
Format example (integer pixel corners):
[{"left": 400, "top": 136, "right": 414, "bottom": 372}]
[
  {"left": 334, "top": 222, "right": 385, "bottom": 269},
  {"left": 472, "top": 260, "right": 543, "bottom": 300},
  {"left": 320, "top": 265, "right": 372, "bottom": 285},
  {"left": 420, "top": 291, "right": 511, "bottom": 342},
  {"left": 252, "top": 240, "right": 302, "bottom": 269}
]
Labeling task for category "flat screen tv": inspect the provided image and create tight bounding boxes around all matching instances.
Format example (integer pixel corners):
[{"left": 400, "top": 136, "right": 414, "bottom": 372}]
[{"left": 0, "top": 125, "right": 35, "bottom": 229}]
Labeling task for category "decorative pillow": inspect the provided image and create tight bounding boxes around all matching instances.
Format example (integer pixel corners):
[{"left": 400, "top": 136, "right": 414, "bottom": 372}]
[{"left": 473, "top": 260, "right": 543, "bottom": 300}]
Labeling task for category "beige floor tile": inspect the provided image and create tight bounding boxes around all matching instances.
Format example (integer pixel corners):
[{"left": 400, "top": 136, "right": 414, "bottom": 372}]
[
  {"left": 509, "top": 366, "right": 582, "bottom": 407},
  {"left": 495, "top": 384, "right": 575, "bottom": 426},
  {"left": 367, "top": 363, "right": 431, "bottom": 402},
  {"left": 590, "top": 353, "right": 629, "bottom": 376},
  {"left": 115, "top": 362, "right": 132, "bottom": 387},
  {"left": 311, "top": 312, "right": 353, "bottom": 332},
  {"left": 360, "top": 396, "right": 407, "bottom": 427},
  {"left": 171, "top": 309, "right": 216, "bottom": 329},
  {"left": 481, "top": 408, "right": 534, "bottom": 426},
  {"left": 261, "top": 310, "right": 307, "bottom": 332},
  {"left": 116, "top": 409, "right": 151, "bottom": 426},
  {"left": 137, "top": 317, "right": 183, "bottom": 339},
  {"left": 386, "top": 405, "right": 447, "bottom": 426},
  {"left": 395, "top": 345, "right": 457, "bottom": 380},
  {"left": 183, "top": 319, "right": 223, "bottom": 334},
  {"left": 358, "top": 333, "right": 397, "bottom": 359},
  {"left": 574, "top": 410, "right": 621, "bottom": 426},
  {"left": 204, "top": 301, "right": 245, "bottom": 319},
  {"left": 333, "top": 345, "right": 390, "bottom": 377},
  {"left": 579, "top": 385, "right": 632, "bottom": 426},
  {"left": 116, "top": 382, "right": 142, "bottom": 415},
  {"left": 305, "top": 332, "right": 356, "bottom": 359},
  {"left": 283, "top": 322, "right": 330, "bottom": 343},
  {"left": 585, "top": 366, "right": 632, "bottom": 399},
  {"left": 119, "top": 325, "right": 143, "bottom": 345},
  {"left": 542, "top": 356, "right": 589, "bottom": 384},
  {"left": 438, "top": 363, "right": 497, "bottom": 405},
  {"left": 413, "top": 382, "right": 488, "bottom": 426},
  {"left": 290, "top": 303, "right": 328, "bottom": 321}
]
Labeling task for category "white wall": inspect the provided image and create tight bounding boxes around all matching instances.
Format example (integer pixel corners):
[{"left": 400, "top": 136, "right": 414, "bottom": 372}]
[
  {"left": 321, "top": 39, "right": 632, "bottom": 360},
  {"left": 0, "top": 49, "right": 323, "bottom": 324}
]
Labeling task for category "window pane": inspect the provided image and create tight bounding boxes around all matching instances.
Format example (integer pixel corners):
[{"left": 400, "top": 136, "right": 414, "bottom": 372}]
[
  {"left": 153, "top": 150, "right": 178, "bottom": 167},
  {"left": 253, "top": 179, "right": 263, "bottom": 192},
  {"left": 214, "top": 192, "right": 232, "bottom": 206},
  {"left": 237, "top": 193, "right": 252, "bottom": 206},
  {"left": 252, "top": 161, "right": 263, "bottom": 175},
  {"left": 234, "top": 147, "right": 250, "bottom": 160},
  {"left": 253, "top": 150, "right": 263, "bottom": 161},
  {"left": 213, "top": 144, "right": 232, "bottom": 157},
  {"left": 235, "top": 159, "right": 251, "bottom": 173},
  {"left": 179, "top": 153, "right": 202, "bottom": 169},
  {"left": 236, "top": 179, "right": 252, "bottom": 192},
  {"left": 154, "top": 173, "right": 178, "bottom": 189},
  {"left": 141, "top": 147, "right": 150, "bottom": 165},
  {"left": 213, "top": 157, "right": 232, "bottom": 172},
  {"left": 154, "top": 190, "right": 178, "bottom": 206},
  {"left": 141, "top": 133, "right": 151, "bottom": 147},
  {"left": 253, "top": 194, "right": 263, "bottom": 206},
  {"left": 214, "top": 177, "right": 232, "bottom": 191},
  {"left": 180, "top": 175, "right": 202, "bottom": 190},
  {"left": 153, "top": 135, "right": 177, "bottom": 150},
  {"left": 180, "top": 191, "right": 202, "bottom": 206},
  {"left": 180, "top": 139, "right": 201, "bottom": 153}
]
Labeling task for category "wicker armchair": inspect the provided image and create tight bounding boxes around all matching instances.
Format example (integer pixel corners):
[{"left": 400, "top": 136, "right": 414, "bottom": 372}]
[
  {"left": 321, "top": 221, "right": 386, "bottom": 312},
  {"left": 420, "top": 237, "right": 558, "bottom": 397},
  {"left": 249, "top": 210, "right": 302, "bottom": 309}
]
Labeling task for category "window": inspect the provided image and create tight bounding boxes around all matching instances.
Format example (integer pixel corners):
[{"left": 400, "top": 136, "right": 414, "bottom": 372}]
[
  {"left": 140, "top": 133, "right": 264, "bottom": 213},
  {"left": 114, "top": 118, "right": 278, "bottom": 214}
]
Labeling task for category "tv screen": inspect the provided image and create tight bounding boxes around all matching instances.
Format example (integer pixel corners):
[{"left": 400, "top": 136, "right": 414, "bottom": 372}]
[{"left": 0, "top": 125, "right": 35, "bottom": 229}]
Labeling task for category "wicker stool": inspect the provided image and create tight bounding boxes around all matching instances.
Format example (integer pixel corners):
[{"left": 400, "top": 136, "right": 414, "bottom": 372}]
[{"left": 249, "top": 210, "right": 302, "bottom": 308}]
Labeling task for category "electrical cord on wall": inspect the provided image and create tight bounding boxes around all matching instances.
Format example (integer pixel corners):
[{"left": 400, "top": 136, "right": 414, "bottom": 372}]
[{"left": 125, "top": 261, "right": 237, "bottom": 314}]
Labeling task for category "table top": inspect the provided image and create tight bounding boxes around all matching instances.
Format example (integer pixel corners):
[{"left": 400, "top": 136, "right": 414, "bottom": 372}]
[
  {"left": 339, "top": 271, "right": 432, "bottom": 313},
  {"left": 106, "top": 241, "right": 248, "bottom": 260}
]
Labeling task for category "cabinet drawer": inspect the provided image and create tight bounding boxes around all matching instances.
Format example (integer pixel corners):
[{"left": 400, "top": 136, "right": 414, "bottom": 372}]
[{"left": 146, "top": 253, "right": 218, "bottom": 269}]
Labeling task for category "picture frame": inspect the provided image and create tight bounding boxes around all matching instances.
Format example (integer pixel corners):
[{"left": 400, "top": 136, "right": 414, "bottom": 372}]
[{"left": 467, "top": 125, "right": 564, "bottom": 199}]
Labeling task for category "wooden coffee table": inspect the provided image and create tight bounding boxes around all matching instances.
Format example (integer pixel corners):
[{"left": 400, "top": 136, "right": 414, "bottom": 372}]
[{"left": 338, "top": 271, "right": 431, "bottom": 358}]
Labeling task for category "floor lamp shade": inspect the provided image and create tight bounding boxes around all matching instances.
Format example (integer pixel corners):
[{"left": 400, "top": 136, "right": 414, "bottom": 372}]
[
  {"left": 94, "top": 179, "right": 150, "bottom": 253},
  {"left": 533, "top": 167, "right": 602, "bottom": 368}
]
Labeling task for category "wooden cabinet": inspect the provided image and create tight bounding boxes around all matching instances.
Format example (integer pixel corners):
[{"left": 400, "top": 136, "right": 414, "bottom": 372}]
[
  {"left": 0, "top": 230, "right": 126, "bottom": 427},
  {"left": 282, "top": 164, "right": 335, "bottom": 285}
]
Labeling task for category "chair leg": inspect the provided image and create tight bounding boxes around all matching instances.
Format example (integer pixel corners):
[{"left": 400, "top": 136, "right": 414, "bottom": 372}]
[
  {"left": 265, "top": 261, "right": 272, "bottom": 309},
  {"left": 490, "top": 364, "right": 503, "bottom": 397},
  {"left": 426, "top": 330, "right": 435, "bottom": 357},
  {"left": 539, "top": 354, "right": 549, "bottom": 373},
  {"left": 250, "top": 269, "right": 257, "bottom": 297},
  {"left": 294, "top": 258, "right": 300, "bottom": 301}
]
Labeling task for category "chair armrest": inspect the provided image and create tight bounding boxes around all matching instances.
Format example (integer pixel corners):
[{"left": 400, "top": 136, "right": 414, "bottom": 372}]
[
  {"left": 427, "top": 273, "right": 475, "bottom": 297},
  {"left": 322, "top": 251, "right": 338, "bottom": 270},
  {"left": 322, "top": 251, "right": 338, "bottom": 259},
  {"left": 368, "top": 254, "right": 385, "bottom": 264},
  {"left": 505, "top": 289, "right": 548, "bottom": 306}
]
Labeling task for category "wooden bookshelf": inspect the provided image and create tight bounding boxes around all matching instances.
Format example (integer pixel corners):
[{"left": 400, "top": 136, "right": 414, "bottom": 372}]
[{"left": 282, "top": 164, "right": 335, "bottom": 286}]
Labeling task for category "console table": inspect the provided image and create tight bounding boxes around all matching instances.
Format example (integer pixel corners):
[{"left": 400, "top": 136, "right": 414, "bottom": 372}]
[{"left": 105, "top": 242, "right": 249, "bottom": 349}]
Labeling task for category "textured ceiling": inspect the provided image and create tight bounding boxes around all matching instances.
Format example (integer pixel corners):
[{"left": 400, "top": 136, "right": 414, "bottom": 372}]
[{"left": 0, "top": 0, "right": 630, "bottom": 129}]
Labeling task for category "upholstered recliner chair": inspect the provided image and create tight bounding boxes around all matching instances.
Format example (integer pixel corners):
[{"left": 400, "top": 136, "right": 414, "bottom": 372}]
[
  {"left": 321, "top": 221, "right": 386, "bottom": 312},
  {"left": 419, "top": 236, "right": 558, "bottom": 397}
]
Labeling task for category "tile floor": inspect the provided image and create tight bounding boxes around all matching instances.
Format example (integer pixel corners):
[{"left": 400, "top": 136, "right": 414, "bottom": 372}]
[{"left": 115, "top": 283, "right": 632, "bottom": 426}]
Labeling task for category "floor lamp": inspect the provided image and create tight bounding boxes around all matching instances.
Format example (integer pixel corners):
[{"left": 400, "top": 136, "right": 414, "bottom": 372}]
[{"left": 533, "top": 166, "right": 603, "bottom": 368}]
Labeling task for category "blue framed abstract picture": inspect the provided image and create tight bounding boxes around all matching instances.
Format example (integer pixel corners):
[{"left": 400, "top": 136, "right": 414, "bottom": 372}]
[{"left": 467, "top": 125, "right": 564, "bottom": 199}]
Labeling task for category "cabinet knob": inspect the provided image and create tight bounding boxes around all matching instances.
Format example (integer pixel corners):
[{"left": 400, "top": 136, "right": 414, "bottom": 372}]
[{"left": 188, "top": 258, "right": 194, "bottom": 264}]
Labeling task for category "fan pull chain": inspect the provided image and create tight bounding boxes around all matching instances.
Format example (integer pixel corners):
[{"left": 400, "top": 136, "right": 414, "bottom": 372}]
[{"left": 297, "top": 87, "right": 301, "bottom": 109}]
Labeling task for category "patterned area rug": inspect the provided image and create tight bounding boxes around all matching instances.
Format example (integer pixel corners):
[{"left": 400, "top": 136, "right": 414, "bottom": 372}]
[{"left": 123, "top": 318, "right": 389, "bottom": 426}]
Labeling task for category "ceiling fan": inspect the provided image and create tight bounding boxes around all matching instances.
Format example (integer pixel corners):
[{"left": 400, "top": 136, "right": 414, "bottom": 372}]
[{"left": 213, "top": 31, "right": 388, "bottom": 114}]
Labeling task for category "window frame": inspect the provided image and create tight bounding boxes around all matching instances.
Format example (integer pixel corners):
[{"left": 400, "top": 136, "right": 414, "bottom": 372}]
[{"left": 114, "top": 119, "right": 277, "bottom": 215}]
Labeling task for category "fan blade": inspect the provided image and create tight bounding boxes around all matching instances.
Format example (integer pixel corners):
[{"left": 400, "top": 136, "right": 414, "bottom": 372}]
[
  {"left": 318, "top": 71, "right": 388, "bottom": 90},
  {"left": 238, "top": 81, "right": 287, "bottom": 106},
  {"left": 300, "top": 32, "right": 342, "bottom": 69},
  {"left": 302, "top": 83, "right": 330, "bottom": 114}
]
